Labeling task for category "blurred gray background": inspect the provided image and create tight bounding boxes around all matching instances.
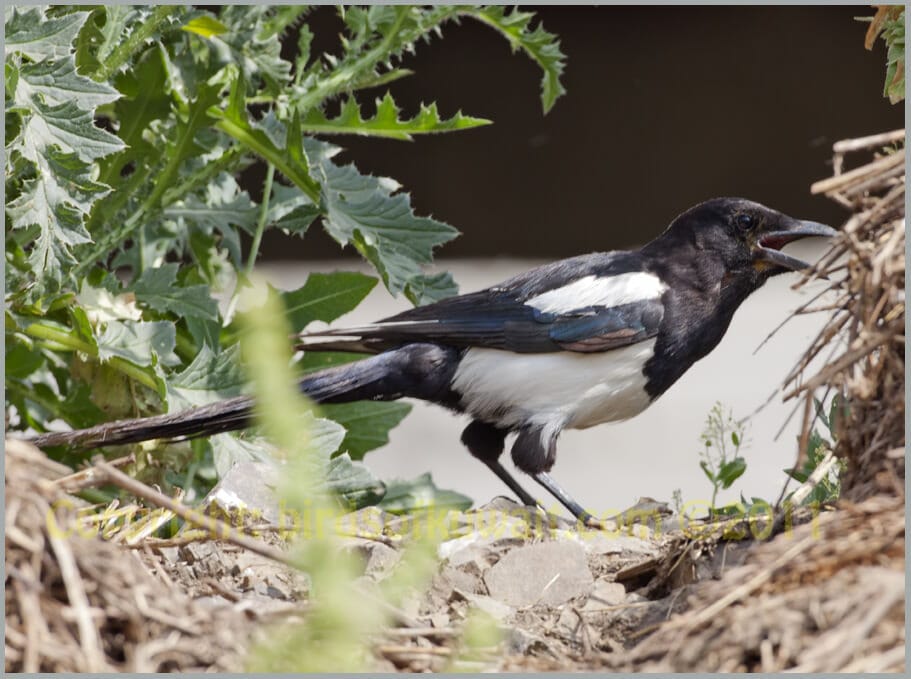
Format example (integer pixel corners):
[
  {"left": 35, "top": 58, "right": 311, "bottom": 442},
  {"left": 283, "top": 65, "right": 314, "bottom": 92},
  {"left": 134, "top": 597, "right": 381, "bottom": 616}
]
[{"left": 253, "top": 6, "right": 900, "bottom": 516}]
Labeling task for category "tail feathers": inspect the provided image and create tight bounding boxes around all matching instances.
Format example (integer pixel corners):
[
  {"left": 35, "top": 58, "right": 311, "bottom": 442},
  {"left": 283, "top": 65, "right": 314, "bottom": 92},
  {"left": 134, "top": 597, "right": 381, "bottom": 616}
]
[
  {"left": 24, "top": 343, "right": 461, "bottom": 450},
  {"left": 26, "top": 395, "right": 255, "bottom": 450}
]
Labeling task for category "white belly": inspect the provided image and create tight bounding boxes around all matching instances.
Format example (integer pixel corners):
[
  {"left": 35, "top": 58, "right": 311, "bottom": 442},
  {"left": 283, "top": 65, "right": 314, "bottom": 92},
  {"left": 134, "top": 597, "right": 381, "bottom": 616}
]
[{"left": 451, "top": 340, "right": 656, "bottom": 432}]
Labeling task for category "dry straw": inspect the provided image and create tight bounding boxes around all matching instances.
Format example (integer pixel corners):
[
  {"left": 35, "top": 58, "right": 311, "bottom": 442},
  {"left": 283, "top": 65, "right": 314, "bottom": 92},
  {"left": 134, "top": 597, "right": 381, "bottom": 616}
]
[{"left": 786, "top": 129, "right": 905, "bottom": 501}]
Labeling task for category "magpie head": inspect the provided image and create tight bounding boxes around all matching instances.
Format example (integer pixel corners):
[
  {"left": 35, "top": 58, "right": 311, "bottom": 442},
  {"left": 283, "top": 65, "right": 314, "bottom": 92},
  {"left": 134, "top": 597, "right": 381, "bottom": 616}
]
[{"left": 658, "top": 197, "right": 837, "bottom": 284}]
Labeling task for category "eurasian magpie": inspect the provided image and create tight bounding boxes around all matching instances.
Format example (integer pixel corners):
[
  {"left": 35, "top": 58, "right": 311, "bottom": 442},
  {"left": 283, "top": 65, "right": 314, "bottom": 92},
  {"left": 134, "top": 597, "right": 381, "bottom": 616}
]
[{"left": 29, "top": 197, "right": 836, "bottom": 525}]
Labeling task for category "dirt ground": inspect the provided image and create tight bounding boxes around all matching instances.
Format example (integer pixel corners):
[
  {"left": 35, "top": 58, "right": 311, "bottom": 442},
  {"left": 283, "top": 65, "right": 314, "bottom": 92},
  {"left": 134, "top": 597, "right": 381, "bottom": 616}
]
[{"left": 5, "top": 437, "right": 904, "bottom": 673}]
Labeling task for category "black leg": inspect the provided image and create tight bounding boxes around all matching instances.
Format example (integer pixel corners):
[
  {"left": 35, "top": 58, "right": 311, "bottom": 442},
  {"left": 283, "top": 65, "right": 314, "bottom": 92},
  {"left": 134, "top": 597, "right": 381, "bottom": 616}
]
[
  {"left": 532, "top": 471, "right": 607, "bottom": 529},
  {"left": 483, "top": 459, "right": 543, "bottom": 509},
  {"left": 461, "top": 420, "right": 543, "bottom": 511}
]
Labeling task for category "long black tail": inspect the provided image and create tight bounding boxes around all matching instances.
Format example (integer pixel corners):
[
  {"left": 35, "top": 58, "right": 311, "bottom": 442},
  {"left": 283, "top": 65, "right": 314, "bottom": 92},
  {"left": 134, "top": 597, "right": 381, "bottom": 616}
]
[{"left": 25, "top": 343, "right": 460, "bottom": 450}]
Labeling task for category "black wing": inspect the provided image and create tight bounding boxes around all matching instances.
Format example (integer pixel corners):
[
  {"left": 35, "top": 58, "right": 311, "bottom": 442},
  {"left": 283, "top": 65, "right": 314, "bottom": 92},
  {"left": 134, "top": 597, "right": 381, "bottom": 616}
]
[{"left": 297, "top": 253, "right": 664, "bottom": 355}]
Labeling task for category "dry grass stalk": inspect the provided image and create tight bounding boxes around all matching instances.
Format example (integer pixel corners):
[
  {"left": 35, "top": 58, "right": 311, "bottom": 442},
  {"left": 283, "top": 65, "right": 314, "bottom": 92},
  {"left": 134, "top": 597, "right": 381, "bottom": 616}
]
[
  {"left": 788, "top": 129, "right": 905, "bottom": 501},
  {"left": 614, "top": 495, "right": 905, "bottom": 672},
  {"left": 4, "top": 439, "right": 249, "bottom": 672}
]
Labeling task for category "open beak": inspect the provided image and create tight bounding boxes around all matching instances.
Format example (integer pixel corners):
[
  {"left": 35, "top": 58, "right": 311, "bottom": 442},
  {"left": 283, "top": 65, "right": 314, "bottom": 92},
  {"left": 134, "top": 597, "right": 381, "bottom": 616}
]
[{"left": 754, "top": 220, "right": 838, "bottom": 272}]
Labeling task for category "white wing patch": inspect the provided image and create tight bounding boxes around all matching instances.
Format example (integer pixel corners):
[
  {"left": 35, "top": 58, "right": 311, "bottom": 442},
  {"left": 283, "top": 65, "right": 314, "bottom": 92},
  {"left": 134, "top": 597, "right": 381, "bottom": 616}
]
[
  {"left": 526, "top": 272, "right": 666, "bottom": 314},
  {"left": 452, "top": 340, "right": 657, "bottom": 433}
]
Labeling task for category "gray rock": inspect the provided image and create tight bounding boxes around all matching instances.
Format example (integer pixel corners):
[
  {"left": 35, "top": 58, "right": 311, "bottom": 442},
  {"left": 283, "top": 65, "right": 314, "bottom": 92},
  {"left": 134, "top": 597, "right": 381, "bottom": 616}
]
[
  {"left": 484, "top": 540, "right": 594, "bottom": 608},
  {"left": 338, "top": 537, "right": 402, "bottom": 580},
  {"left": 453, "top": 589, "right": 515, "bottom": 621},
  {"left": 583, "top": 579, "right": 627, "bottom": 611}
]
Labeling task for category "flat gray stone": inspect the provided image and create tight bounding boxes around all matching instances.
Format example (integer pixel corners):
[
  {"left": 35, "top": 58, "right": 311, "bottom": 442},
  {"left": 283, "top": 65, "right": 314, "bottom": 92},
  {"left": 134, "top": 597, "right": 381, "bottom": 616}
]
[
  {"left": 484, "top": 540, "right": 594, "bottom": 608},
  {"left": 454, "top": 589, "right": 515, "bottom": 621},
  {"left": 583, "top": 579, "right": 627, "bottom": 611}
]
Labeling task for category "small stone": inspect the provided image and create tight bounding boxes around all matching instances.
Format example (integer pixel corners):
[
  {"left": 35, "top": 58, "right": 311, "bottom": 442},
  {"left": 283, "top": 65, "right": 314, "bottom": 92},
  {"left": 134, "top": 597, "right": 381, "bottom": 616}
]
[
  {"left": 339, "top": 538, "right": 402, "bottom": 580},
  {"left": 454, "top": 589, "right": 515, "bottom": 621},
  {"left": 363, "top": 542, "right": 401, "bottom": 580},
  {"left": 569, "top": 530, "right": 658, "bottom": 557},
  {"left": 583, "top": 579, "right": 627, "bottom": 611},
  {"left": 484, "top": 540, "right": 594, "bottom": 608},
  {"left": 441, "top": 565, "right": 484, "bottom": 595},
  {"left": 429, "top": 611, "right": 450, "bottom": 629},
  {"left": 506, "top": 628, "right": 551, "bottom": 656}
]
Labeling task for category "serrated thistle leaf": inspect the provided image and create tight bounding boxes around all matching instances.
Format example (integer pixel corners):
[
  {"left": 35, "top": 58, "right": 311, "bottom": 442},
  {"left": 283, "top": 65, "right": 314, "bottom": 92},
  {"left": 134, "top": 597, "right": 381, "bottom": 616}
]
[
  {"left": 403, "top": 270, "right": 459, "bottom": 305},
  {"left": 163, "top": 173, "right": 259, "bottom": 236},
  {"left": 464, "top": 6, "right": 566, "bottom": 114},
  {"left": 267, "top": 182, "right": 320, "bottom": 235},
  {"left": 15, "top": 58, "right": 120, "bottom": 110},
  {"left": 105, "top": 43, "right": 171, "bottom": 178},
  {"left": 8, "top": 17, "right": 125, "bottom": 287},
  {"left": 5, "top": 7, "right": 89, "bottom": 61},
  {"left": 166, "top": 343, "right": 245, "bottom": 411},
  {"left": 129, "top": 263, "right": 219, "bottom": 321},
  {"left": 6, "top": 147, "right": 107, "bottom": 277},
  {"left": 304, "top": 138, "right": 459, "bottom": 302},
  {"left": 300, "top": 92, "right": 491, "bottom": 140},
  {"left": 209, "top": 79, "right": 321, "bottom": 202},
  {"left": 13, "top": 98, "right": 125, "bottom": 164},
  {"left": 279, "top": 271, "right": 378, "bottom": 331},
  {"left": 96, "top": 319, "right": 180, "bottom": 367}
]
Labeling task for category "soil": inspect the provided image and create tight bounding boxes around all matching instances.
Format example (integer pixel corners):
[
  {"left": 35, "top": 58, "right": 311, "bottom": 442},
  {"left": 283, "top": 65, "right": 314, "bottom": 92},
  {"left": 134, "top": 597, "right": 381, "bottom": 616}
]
[{"left": 5, "top": 438, "right": 904, "bottom": 673}]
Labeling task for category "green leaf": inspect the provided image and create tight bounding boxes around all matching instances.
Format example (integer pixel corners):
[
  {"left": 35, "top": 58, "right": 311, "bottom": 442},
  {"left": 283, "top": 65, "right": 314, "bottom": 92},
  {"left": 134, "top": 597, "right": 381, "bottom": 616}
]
[
  {"left": 326, "top": 452, "right": 386, "bottom": 509},
  {"left": 214, "top": 6, "right": 292, "bottom": 93},
  {"left": 321, "top": 401, "right": 412, "bottom": 460},
  {"left": 402, "top": 271, "right": 459, "bottom": 305},
  {"left": 96, "top": 320, "right": 179, "bottom": 367},
  {"left": 210, "top": 434, "right": 275, "bottom": 478},
  {"left": 717, "top": 457, "right": 747, "bottom": 489},
  {"left": 280, "top": 271, "right": 378, "bottom": 331},
  {"left": 5, "top": 7, "right": 89, "bottom": 61},
  {"left": 182, "top": 15, "right": 229, "bottom": 39},
  {"left": 6, "top": 9, "right": 125, "bottom": 290},
  {"left": 784, "top": 466, "right": 809, "bottom": 484},
  {"left": 300, "top": 92, "right": 491, "bottom": 140},
  {"left": 6, "top": 147, "right": 103, "bottom": 279},
  {"left": 12, "top": 97, "right": 125, "bottom": 164},
  {"left": 15, "top": 58, "right": 120, "bottom": 110},
  {"left": 104, "top": 43, "right": 171, "bottom": 179},
  {"left": 162, "top": 174, "right": 259, "bottom": 235},
  {"left": 5, "top": 342, "right": 46, "bottom": 379},
  {"left": 268, "top": 182, "right": 320, "bottom": 236},
  {"left": 464, "top": 6, "right": 566, "bottom": 113},
  {"left": 699, "top": 460, "right": 716, "bottom": 483},
  {"left": 167, "top": 343, "right": 245, "bottom": 410},
  {"left": 129, "top": 263, "right": 219, "bottom": 321},
  {"left": 209, "top": 82, "right": 320, "bottom": 202},
  {"left": 308, "top": 138, "right": 459, "bottom": 302},
  {"left": 378, "top": 472, "right": 473, "bottom": 514},
  {"left": 95, "top": 6, "right": 146, "bottom": 64}
]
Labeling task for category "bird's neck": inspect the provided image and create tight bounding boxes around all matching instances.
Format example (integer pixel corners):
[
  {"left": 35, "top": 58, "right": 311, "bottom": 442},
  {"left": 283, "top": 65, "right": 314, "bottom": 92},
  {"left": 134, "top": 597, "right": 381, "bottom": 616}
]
[{"left": 641, "top": 245, "right": 762, "bottom": 399}]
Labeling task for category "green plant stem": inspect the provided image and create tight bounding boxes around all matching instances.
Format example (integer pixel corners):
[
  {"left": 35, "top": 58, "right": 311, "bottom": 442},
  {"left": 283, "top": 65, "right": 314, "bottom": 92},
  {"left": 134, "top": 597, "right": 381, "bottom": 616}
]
[
  {"left": 222, "top": 162, "right": 276, "bottom": 325},
  {"left": 25, "top": 322, "right": 95, "bottom": 354},
  {"left": 291, "top": 7, "right": 411, "bottom": 113},
  {"left": 214, "top": 117, "right": 320, "bottom": 202},
  {"left": 24, "top": 322, "right": 160, "bottom": 392},
  {"left": 93, "top": 5, "right": 176, "bottom": 82},
  {"left": 160, "top": 146, "right": 243, "bottom": 206},
  {"left": 246, "top": 163, "right": 275, "bottom": 276}
]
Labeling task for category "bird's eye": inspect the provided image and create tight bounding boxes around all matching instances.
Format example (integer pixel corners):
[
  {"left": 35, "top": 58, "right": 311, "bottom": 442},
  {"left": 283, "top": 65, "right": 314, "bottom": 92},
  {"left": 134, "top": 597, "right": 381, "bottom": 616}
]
[{"left": 736, "top": 213, "right": 755, "bottom": 231}]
